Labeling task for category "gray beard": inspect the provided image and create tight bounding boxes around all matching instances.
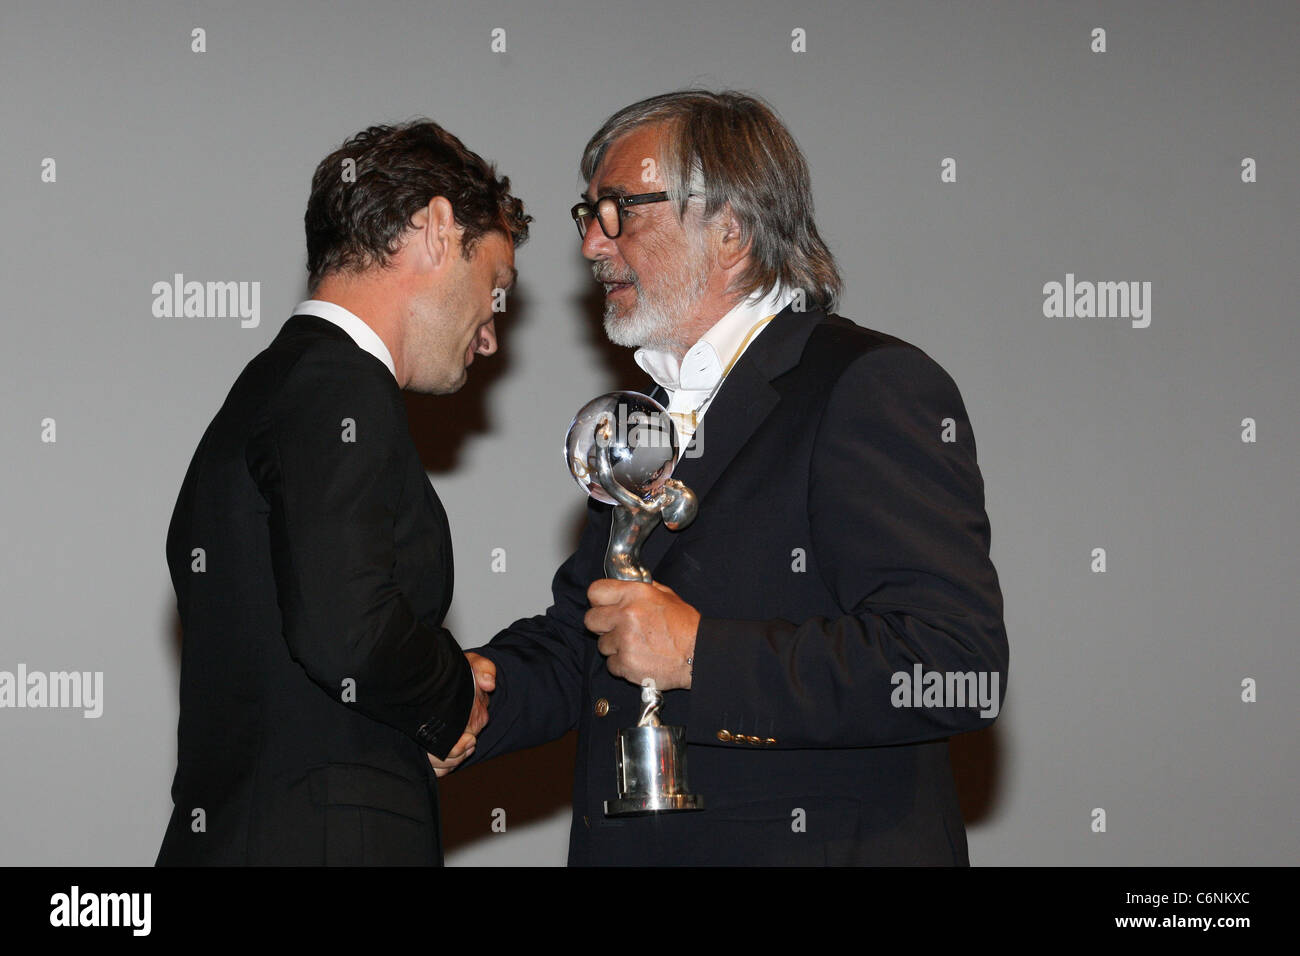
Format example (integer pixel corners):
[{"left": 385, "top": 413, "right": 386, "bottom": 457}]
[
  {"left": 603, "top": 296, "right": 681, "bottom": 351},
  {"left": 601, "top": 270, "right": 710, "bottom": 353}
]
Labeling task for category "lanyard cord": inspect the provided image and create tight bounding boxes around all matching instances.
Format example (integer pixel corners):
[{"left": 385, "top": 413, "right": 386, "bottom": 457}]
[{"left": 667, "top": 314, "right": 777, "bottom": 433}]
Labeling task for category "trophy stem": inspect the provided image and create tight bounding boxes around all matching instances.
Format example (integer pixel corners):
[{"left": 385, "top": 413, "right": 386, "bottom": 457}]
[{"left": 636, "top": 679, "right": 663, "bottom": 727}]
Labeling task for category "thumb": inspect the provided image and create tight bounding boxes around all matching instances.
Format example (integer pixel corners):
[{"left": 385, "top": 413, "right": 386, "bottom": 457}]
[{"left": 468, "top": 654, "right": 496, "bottom": 691}]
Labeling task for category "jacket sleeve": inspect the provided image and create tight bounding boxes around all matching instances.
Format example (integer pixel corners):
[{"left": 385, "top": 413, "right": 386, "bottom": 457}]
[
  {"left": 246, "top": 347, "right": 474, "bottom": 759},
  {"left": 465, "top": 497, "right": 610, "bottom": 762},
  {"left": 686, "top": 344, "right": 1008, "bottom": 748}
]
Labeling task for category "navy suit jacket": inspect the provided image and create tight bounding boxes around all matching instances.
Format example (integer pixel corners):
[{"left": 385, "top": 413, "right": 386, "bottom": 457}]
[{"left": 471, "top": 306, "right": 1008, "bottom": 865}]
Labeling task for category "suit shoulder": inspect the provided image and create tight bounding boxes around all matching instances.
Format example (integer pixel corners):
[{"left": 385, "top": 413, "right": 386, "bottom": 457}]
[
  {"left": 804, "top": 313, "right": 957, "bottom": 393},
  {"left": 239, "top": 328, "right": 401, "bottom": 425}
]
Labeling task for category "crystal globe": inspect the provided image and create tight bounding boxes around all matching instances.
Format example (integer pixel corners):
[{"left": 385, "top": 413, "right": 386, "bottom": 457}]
[{"left": 563, "top": 391, "right": 679, "bottom": 505}]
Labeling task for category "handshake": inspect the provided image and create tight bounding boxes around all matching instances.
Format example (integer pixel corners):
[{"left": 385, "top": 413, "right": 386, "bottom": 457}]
[
  {"left": 428, "top": 652, "right": 496, "bottom": 777},
  {"left": 426, "top": 579, "right": 703, "bottom": 777}
]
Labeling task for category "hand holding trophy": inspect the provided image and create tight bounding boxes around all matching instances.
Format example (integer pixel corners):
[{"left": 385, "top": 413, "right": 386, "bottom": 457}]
[{"left": 564, "top": 392, "right": 705, "bottom": 815}]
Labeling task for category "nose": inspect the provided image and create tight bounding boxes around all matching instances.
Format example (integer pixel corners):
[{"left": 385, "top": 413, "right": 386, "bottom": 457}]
[
  {"left": 475, "top": 319, "right": 497, "bottom": 357},
  {"left": 581, "top": 218, "right": 617, "bottom": 262}
]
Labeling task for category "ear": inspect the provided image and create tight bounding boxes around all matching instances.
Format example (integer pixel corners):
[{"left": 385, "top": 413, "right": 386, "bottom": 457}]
[
  {"left": 410, "top": 196, "right": 459, "bottom": 271},
  {"left": 714, "top": 203, "right": 749, "bottom": 271}
]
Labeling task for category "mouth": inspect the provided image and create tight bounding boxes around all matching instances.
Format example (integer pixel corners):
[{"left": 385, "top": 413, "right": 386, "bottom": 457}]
[{"left": 602, "top": 281, "right": 634, "bottom": 298}]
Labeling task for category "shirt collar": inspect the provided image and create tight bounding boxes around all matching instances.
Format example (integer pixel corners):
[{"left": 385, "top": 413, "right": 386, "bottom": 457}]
[
  {"left": 633, "top": 285, "right": 796, "bottom": 396},
  {"left": 292, "top": 299, "right": 397, "bottom": 381}
]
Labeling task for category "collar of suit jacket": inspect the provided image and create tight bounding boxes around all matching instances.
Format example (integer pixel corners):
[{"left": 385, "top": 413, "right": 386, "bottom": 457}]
[{"left": 633, "top": 285, "right": 797, "bottom": 396}]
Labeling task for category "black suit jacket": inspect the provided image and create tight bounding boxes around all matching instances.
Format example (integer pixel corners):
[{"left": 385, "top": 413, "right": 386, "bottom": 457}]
[
  {"left": 158, "top": 315, "right": 475, "bottom": 866},
  {"left": 471, "top": 306, "right": 1008, "bottom": 865}
]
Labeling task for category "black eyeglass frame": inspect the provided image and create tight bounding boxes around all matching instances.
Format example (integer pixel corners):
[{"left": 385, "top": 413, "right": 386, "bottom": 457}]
[{"left": 570, "top": 191, "right": 671, "bottom": 239}]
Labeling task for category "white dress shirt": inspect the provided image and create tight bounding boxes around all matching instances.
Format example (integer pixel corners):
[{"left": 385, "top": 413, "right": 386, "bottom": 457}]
[
  {"left": 293, "top": 299, "right": 397, "bottom": 382},
  {"left": 634, "top": 285, "right": 797, "bottom": 450}
]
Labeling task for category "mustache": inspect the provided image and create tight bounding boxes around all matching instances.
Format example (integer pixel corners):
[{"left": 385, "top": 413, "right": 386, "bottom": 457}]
[{"left": 592, "top": 263, "right": 637, "bottom": 285}]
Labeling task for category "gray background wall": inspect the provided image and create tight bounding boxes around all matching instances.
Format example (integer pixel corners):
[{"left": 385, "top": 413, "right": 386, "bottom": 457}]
[{"left": 1, "top": 0, "right": 1295, "bottom": 866}]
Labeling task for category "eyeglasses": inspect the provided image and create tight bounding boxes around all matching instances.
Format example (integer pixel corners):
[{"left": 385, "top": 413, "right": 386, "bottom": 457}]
[{"left": 570, "top": 191, "right": 671, "bottom": 240}]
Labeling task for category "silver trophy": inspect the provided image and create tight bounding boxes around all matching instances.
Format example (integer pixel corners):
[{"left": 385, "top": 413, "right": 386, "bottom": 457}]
[{"left": 564, "top": 392, "right": 705, "bottom": 815}]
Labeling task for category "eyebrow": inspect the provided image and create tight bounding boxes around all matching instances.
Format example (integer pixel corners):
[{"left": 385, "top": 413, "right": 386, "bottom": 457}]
[{"left": 580, "top": 183, "right": 630, "bottom": 204}]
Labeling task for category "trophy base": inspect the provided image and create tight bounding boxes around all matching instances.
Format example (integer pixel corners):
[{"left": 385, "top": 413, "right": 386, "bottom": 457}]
[{"left": 603, "top": 793, "right": 705, "bottom": 816}]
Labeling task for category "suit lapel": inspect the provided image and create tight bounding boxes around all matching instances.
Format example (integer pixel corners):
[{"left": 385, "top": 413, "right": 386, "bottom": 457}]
[{"left": 637, "top": 305, "right": 824, "bottom": 573}]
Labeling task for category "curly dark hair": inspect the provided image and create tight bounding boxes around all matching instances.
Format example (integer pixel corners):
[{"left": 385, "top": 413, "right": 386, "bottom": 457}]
[{"left": 305, "top": 120, "right": 530, "bottom": 293}]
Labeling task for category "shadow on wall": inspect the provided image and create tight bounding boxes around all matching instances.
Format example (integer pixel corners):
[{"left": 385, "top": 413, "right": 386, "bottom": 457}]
[
  {"left": 573, "top": 282, "right": 645, "bottom": 395},
  {"left": 401, "top": 279, "right": 647, "bottom": 474},
  {"left": 440, "top": 734, "right": 578, "bottom": 854},
  {"left": 950, "top": 724, "right": 1003, "bottom": 828},
  {"left": 402, "top": 287, "right": 531, "bottom": 474}
]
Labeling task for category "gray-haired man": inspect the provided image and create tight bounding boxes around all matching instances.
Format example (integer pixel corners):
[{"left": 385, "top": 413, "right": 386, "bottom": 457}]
[{"left": 443, "top": 90, "right": 1007, "bottom": 866}]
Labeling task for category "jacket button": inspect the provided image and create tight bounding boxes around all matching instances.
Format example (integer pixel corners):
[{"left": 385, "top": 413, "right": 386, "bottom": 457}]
[
  {"left": 594, "top": 698, "right": 610, "bottom": 717},
  {"left": 716, "top": 729, "right": 733, "bottom": 742},
  {"left": 764, "top": 737, "right": 777, "bottom": 746},
  {"left": 746, "top": 735, "right": 762, "bottom": 745}
]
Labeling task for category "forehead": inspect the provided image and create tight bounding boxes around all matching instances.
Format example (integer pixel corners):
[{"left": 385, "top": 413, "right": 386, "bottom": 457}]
[
  {"left": 588, "top": 124, "right": 668, "bottom": 195},
  {"left": 475, "top": 230, "right": 515, "bottom": 276}
]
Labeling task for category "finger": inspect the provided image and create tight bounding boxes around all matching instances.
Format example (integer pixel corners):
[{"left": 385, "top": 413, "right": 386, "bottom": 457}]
[
  {"left": 587, "top": 578, "right": 634, "bottom": 607},
  {"left": 603, "top": 651, "right": 630, "bottom": 681},
  {"left": 429, "top": 754, "right": 462, "bottom": 776},
  {"left": 469, "top": 707, "right": 489, "bottom": 736},
  {"left": 467, "top": 653, "right": 497, "bottom": 691},
  {"left": 584, "top": 606, "right": 618, "bottom": 635},
  {"left": 596, "top": 630, "right": 621, "bottom": 658}
]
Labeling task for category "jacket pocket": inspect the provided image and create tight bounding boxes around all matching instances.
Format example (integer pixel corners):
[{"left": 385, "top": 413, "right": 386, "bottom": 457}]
[
  {"left": 308, "top": 763, "right": 438, "bottom": 866},
  {"left": 307, "top": 763, "right": 432, "bottom": 822}
]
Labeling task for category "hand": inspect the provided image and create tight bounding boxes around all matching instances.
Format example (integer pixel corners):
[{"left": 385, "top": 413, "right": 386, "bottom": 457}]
[
  {"left": 585, "top": 579, "right": 700, "bottom": 690},
  {"left": 427, "top": 652, "right": 497, "bottom": 777},
  {"left": 465, "top": 653, "right": 493, "bottom": 737},
  {"left": 462, "top": 655, "right": 491, "bottom": 738},
  {"left": 428, "top": 730, "right": 476, "bottom": 777},
  {"left": 467, "top": 651, "right": 497, "bottom": 696}
]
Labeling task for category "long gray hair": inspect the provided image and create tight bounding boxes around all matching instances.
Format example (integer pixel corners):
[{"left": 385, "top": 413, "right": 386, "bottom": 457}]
[{"left": 580, "top": 90, "right": 842, "bottom": 311}]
